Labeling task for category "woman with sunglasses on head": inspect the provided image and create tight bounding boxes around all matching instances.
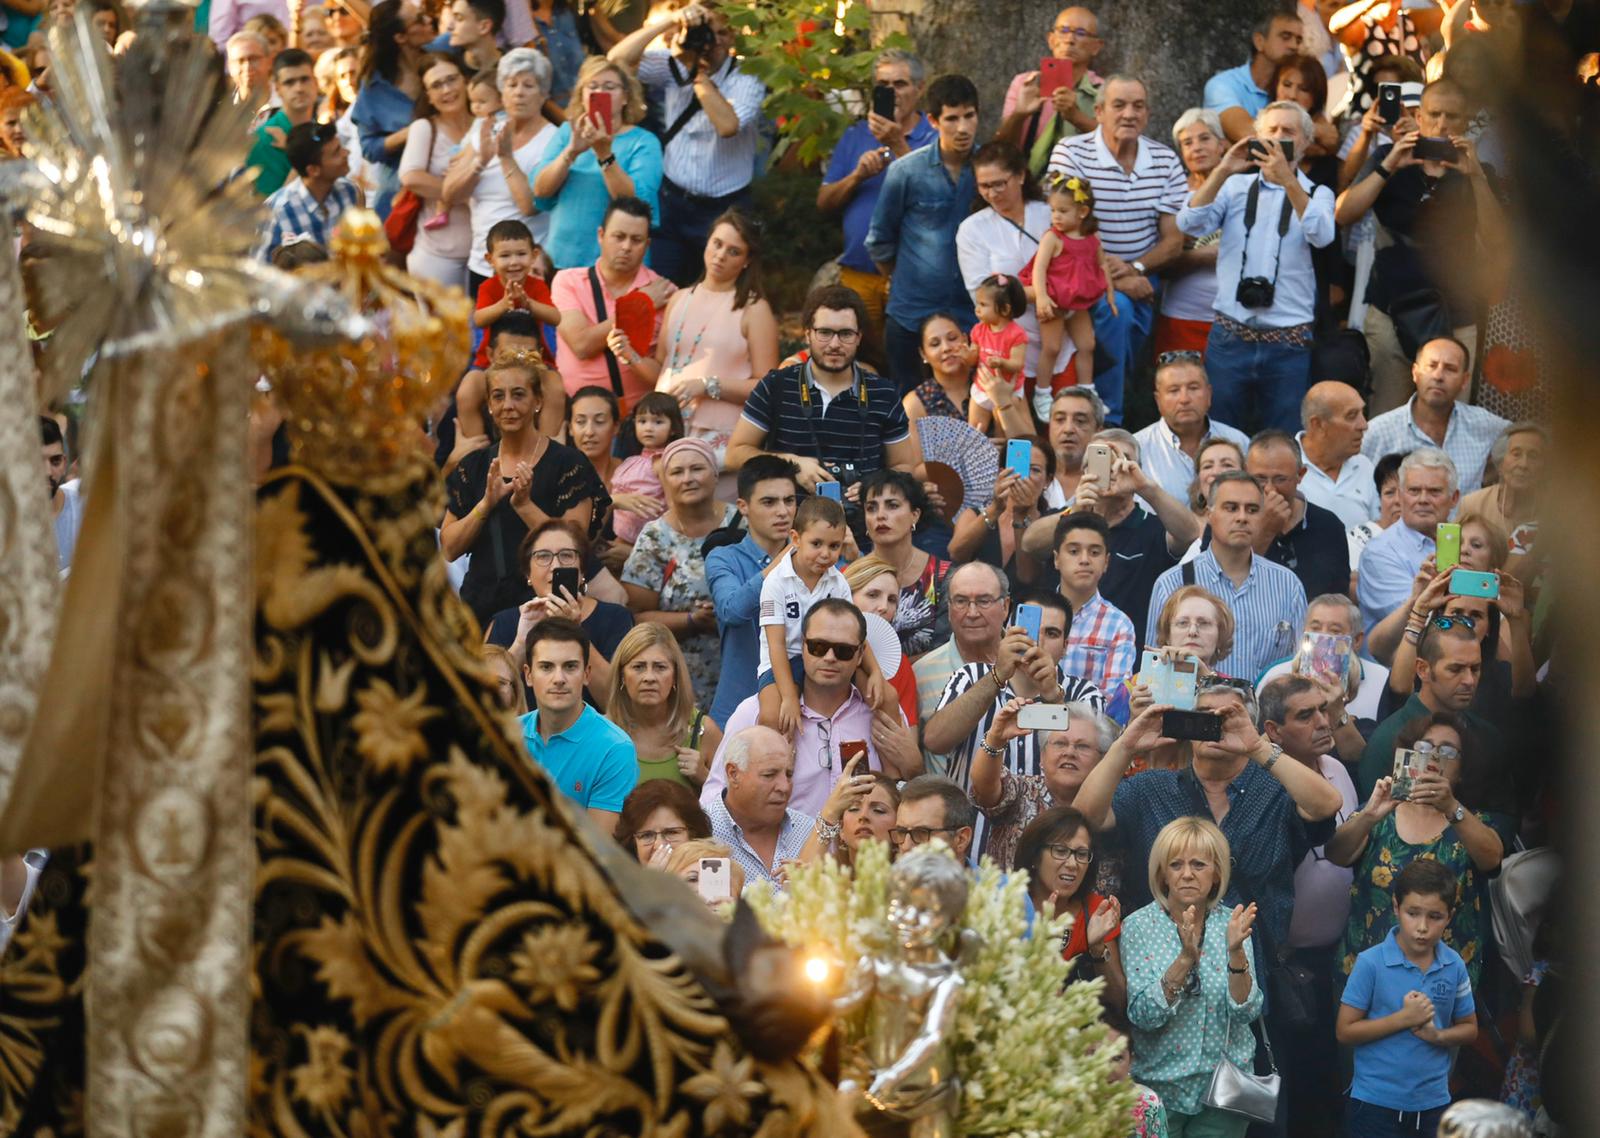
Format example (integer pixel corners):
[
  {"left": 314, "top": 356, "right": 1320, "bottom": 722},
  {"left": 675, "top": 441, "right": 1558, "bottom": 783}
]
[
  {"left": 1327, "top": 711, "right": 1512, "bottom": 987},
  {"left": 857, "top": 470, "right": 950, "bottom": 660},
  {"left": 604, "top": 623, "right": 723, "bottom": 787},
  {"left": 1014, "top": 805, "right": 1125, "bottom": 1008},
  {"left": 796, "top": 769, "right": 902, "bottom": 870}
]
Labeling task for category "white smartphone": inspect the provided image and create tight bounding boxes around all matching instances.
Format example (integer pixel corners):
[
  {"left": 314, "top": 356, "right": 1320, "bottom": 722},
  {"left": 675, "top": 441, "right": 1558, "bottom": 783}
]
[
  {"left": 1084, "top": 442, "right": 1114, "bottom": 485},
  {"left": 1017, "top": 703, "right": 1070, "bottom": 731},
  {"left": 696, "top": 857, "right": 732, "bottom": 902}
]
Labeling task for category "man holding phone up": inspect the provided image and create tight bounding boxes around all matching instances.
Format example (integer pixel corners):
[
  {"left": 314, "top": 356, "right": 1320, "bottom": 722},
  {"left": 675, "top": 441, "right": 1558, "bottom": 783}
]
[{"left": 995, "top": 6, "right": 1105, "bottom": 175}]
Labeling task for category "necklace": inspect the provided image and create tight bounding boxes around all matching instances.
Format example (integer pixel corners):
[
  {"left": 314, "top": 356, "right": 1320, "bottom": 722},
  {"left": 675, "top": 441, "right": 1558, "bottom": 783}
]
[{"left": 666, "top": 286, "right": 718, "bottom": 371}]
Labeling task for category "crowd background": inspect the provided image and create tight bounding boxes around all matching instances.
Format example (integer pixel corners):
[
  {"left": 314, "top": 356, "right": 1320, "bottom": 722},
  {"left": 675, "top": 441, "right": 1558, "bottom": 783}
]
[{"left": 12, "top": 0, "right": 1597, "bottom": 1136}]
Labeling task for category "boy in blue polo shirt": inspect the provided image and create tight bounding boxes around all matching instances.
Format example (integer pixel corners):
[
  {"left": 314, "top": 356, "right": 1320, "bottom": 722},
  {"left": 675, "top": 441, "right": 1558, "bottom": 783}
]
[
  {"left": 520, "top": 618, "right": 637, "bottom": 828},
  {"left": 1336, "top": 859, "right": 1478, "bottom": 1137}
]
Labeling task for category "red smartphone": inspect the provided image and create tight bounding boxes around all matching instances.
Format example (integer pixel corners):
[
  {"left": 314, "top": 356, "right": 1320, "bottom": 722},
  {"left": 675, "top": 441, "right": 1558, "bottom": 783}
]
[
  {"left": 587, "top": 90, "right": 614, "bottom": 135},
  {"left": 1039, "top": 57, "right": 1074, "bottom": 100},
  {"left": 840, "top": 741, "right": 868, "bottom": 767}
]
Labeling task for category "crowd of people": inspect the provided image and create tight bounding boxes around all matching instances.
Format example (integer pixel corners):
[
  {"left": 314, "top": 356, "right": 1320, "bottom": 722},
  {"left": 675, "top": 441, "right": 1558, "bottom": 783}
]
[{"left": 15, "top": 0, "right": 1582, "bottom": 1135}]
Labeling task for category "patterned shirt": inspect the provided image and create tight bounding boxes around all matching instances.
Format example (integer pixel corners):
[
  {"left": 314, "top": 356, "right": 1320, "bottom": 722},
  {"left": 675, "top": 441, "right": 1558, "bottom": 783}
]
[
  {"left": 257, "top": 177, "right": 362, "bottom": 261},
  {"left": 1360, "top": 396, "right": 1510, "bottom": 494},
  {"left": 1062, "top": 592, "right": 1139, "bottom": 696},
  {"left": 1147, "top": 549, "right": 1307, "bottom": 684},
  {"left": 1046, "top": 127, "right": 1188, "bottom": 262},
  {"left": 706, "top": 789, "right": 816, "bottom": 892}
]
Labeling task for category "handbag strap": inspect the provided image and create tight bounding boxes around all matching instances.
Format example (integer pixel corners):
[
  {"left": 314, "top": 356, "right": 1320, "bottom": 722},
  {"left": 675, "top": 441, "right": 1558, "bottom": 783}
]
[
  {"left": 1219, "top": 960, "right": 1277, "bottom": 1074},
  {"left": 588, "top": 266, "right": 626, "bottom": 399}
]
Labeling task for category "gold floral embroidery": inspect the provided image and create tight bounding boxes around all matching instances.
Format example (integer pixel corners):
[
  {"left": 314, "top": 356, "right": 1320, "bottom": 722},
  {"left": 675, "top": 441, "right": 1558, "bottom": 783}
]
[
  {"left": 349, "top": 678, "right": 439, "bottom": 774},
  {"left": 682, "top": 1043, "right": 765, "bottom": 1134},
  {"left": 509, "top": 926, "right": 603, "bottom": 1012},
  {"left": 289, "top": 1026, "right": 354, "bottom": 1112}
]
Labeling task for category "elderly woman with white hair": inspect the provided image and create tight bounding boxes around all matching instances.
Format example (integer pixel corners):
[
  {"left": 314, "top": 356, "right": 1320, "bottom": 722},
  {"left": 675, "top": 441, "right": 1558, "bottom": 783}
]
[
  {"left": 1156, "top": 107, "right": 1226, "bottom": 359},
  {"left": 442, "top": 47, "right": 560, "bottom": 295}
]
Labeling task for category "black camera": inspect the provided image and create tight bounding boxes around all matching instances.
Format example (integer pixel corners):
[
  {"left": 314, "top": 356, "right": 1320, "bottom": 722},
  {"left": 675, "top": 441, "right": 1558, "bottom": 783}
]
[
  {"left": 1235, "top": 277, "right": 1276, "bottom": 308},
  {"left": 823, "top": 460, "right": 860, "bottom": 490},
  {"left": 681, "top": 21, "right": 715, "bottom": 54}
]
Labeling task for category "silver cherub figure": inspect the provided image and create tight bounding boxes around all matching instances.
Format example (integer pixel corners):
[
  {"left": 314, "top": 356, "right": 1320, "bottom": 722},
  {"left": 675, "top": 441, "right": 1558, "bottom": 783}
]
[{"left": 836, "top": 847, "right": 981, "bottom": 1138}]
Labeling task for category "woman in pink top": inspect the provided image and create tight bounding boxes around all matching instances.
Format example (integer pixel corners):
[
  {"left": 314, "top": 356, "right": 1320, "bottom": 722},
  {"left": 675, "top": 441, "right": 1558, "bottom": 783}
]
[{"left": 627, "top": 211, "right": 779, "bottom": 474}]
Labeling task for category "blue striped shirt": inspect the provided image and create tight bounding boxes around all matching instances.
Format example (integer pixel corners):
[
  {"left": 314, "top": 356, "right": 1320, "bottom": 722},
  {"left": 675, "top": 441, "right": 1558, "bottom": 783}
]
[
  {"left": 1147, "top": 549, "right": 1307, "bottom": 682},
  {"left": 257, "top": 177, "right": 362, "bottom": 261},
  {"left": 706, "top": 790, "right": 815, "bottom": 892},
  {"left": 1360, "top": 397, "right": 1509, "bottom": 494},
  {"left": 740, "top": 362, "right": 911, "bottom": 478},
  {"left": 636, "top": 50, "right": 765, "bottom": 198},
  {"left": 1046, "top": 127, "right": 1188, "bottom": 262}
]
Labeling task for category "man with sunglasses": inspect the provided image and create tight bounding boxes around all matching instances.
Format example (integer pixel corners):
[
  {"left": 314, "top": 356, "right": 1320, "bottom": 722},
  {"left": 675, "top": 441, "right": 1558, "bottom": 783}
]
[{"left": 700, "top": 599, "right": 917, "bottom": 818}]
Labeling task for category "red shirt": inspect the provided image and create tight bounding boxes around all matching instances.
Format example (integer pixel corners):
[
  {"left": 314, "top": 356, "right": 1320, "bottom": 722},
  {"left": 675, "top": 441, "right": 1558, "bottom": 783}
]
[
  {"left": 1061, "top": 891, "right": 1121, "bottom": 961},
  {"left": 474, "top": 276, "right": 555, "bottom": 369}
]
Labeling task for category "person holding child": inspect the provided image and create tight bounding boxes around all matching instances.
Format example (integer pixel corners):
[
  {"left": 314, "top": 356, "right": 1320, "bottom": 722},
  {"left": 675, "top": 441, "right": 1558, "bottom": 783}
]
[
  {"left": 609, "top": 392, "right": 683, "bottom": 545},
  {"left": 1027, "top": 173, "right": 1116, "bottom": 395},
  {"left": 397, "top": 53, "right": 475, "bottom": 291},
  {"left": 1336, "top": 858, "right": 1478, "bottom": 1138}
]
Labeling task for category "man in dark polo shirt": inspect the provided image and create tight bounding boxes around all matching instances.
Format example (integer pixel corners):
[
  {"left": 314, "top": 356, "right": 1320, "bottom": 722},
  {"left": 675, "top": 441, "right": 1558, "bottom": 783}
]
[
  {"left": 725, "top": 284, "right": 920, "bottom": 496},
  {"left": 1246, "top": 430, "right": 1351, "bottom": 600}
]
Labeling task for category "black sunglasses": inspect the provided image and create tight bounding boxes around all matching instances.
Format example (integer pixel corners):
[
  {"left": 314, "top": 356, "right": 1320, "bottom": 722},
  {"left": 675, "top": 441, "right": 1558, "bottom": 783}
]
[{"left": 804, "top": 637, "right": 861, "bottom": 661}]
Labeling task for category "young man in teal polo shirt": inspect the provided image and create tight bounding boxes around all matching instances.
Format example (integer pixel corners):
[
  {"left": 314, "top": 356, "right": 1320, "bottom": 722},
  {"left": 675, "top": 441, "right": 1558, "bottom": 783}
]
[
  {"left": 1336, "top": 859, "right": 1477, "bottom": 1138},
  {"left": 520, "top": 619, "right": 637, "bottom": 828}
]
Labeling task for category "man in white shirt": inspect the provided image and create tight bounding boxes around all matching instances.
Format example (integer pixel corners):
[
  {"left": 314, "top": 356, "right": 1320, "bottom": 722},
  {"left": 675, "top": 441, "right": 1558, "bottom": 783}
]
[
  {"left": 1360, "top": 336, "right": 1509, "bottom": 493},
  {"left": 1298, "top": 379, "right": 1378, "bottom": 528},
  {"left": 1356, "top": 448, "right": 1459, "bottom": 632},
  {"left": 41, "top": 416, "right": 82, "bottom": 574},
  {"left": 706, "top": 726, "right": 818, "bottom": 890},
  {"left": 1133, "top": 352, "right": 1249, "bottom": 502}
]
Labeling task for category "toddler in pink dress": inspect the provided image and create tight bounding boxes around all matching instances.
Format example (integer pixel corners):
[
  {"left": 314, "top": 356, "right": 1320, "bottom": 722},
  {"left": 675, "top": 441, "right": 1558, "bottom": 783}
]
[
  {"left": 609, "top": 392, "right": 684, "bottom": 544},
  {"left": 1025, "top": 174, "right": 1117, "bottom": 393},
  {"left": 965, "top": 273, "right": 1030, "bottom": 433}
]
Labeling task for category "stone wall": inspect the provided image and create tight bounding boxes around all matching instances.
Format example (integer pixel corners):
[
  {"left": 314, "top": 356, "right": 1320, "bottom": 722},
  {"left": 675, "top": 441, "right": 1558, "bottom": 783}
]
[{"left": 874, "top": 0, "right": 1281, "bottom": 139}]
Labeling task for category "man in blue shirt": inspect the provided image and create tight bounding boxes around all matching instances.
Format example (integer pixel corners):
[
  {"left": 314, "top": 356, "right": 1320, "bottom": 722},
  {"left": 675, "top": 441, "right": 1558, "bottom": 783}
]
[
  {"left": 1203, "top": 10, "right": 1305, "bottom": 142},
  {"left": 519, "top": 619, "right": 637, "bottom": 827},
  {"left": 866, "top": 72, "right": 980, "bottom": 394},
  {"left": 818, "top": 50, "right": 936, "bottom": 342},
  {"left": 706, "top": 456, "right": 799, "bottom": 726},
  {"left": 1178, "top": 101, "right": 1336, "bottom": 433}
]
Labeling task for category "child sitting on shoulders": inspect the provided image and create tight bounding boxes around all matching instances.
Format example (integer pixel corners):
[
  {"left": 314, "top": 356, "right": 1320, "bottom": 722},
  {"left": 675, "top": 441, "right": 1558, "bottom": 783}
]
[{"left": 458, "top": 220, "right": 561, "bottom": 440}]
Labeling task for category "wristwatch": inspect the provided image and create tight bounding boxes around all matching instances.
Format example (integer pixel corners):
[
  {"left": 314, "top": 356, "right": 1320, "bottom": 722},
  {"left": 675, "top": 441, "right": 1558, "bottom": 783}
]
[
  {"left": 704, "top": 375, "right": 722, "bottom": 400},
  {"left": 1450, "top": 804, "right": 1466, "bottom": 824},
  {"left": 598, "top": 153, "right": 617, "bottom": 169},
  {"left": 1261, "top": 742, "right": 1283, "bottom": 771},
  {"left": 1131, "top": 260, "right": 1147, "bottom": 275}
]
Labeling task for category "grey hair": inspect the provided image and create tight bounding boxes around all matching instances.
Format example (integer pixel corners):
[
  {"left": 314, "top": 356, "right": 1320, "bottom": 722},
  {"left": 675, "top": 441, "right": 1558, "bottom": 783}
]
[
  {"left": 722, "top": 725, "right": 786, "bottom": 773},
  {"left": 1307, "top": 592, "right": 1362, "bottom": 631},
  {"left": 1053, "top": 384, "right": 1107, "bottom": 426},
  {"left": 1171, "top": 107, "right": 1224, "bottom": 149},
  {"left": 875, "top": 48, "right": 925, "bottom": 85},
  {"left": 498, "top": 46, "right": 552, "bottom": 95},
  {"left": 1093, "top": 427, "right": 1141, "bottom": 464},
  {"left": 1399, "top": 447, "right": 1459, "bottom": 497},
  {"left": 947, "top": 559, "right": 1008, "bottom": 599},
  {"left": 1256, "top": 99, "right": 1316, "bottom": 146},
  {"left": 1489, "top": 421, "right": 1548, "bottom": 468},
  {"left": 1038, "top": 702, "right": 1116, "bottom": 755},
  {"left": 1094, "top": 73, "right": 1147, "bottom": 109},
  {"left": 1257, "top": 674, "right": 1318, "bottom": 731},
  {"left": 1198, "top": 676, "right": 1259, "bottom": 726},
  {"left": 227, "top": 29, "right": 269, "bottom": 54}
]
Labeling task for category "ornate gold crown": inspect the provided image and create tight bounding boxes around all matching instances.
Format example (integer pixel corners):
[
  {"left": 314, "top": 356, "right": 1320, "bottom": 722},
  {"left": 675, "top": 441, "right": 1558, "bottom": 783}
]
[{"left": 254, "top": 210, "right": 472, "bottom": 483}]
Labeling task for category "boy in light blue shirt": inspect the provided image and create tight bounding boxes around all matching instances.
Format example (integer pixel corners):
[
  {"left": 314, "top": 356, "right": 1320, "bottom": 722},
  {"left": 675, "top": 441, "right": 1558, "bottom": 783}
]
[{"left": 1337, "top": 858, "right": 1478, "bottom": 1138}]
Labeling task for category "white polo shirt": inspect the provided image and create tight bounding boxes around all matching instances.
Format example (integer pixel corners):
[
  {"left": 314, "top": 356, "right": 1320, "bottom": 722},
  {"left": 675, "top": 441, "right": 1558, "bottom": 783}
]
[
  {"left": 1298, "top": 432, "right": 1381, "bottom": 529},
  {"left": 757, "top": 549, "right": 853, "bottom": 674}
]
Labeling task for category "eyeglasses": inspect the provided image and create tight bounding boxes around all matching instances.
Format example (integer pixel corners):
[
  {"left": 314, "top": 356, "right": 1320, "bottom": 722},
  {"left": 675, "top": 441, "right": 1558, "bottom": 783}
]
[
  {"left": 1171, "top": 617, "right": 1217, "bottom": 632},
  {"left": 1044, "top": 844, "right": 1094, "bottom": 864},
  {"left": 1052, "top": 24, "right": 1098, "bottom": 38},
  {"left": 817, "top": 718, "right": 833, "bottom": 771},
  {"left": 634, "top": 826, "right": 689, "bottom": 845},
  {"left": 1157, "top": 349, "right": 1204, "bottom": 366},
  {"left": 1412, "top": 740, "right": 1461, "bottom": 760},
  {"left": 890, "top": 825, "right": 958, "bottom": 846},
  {"left": 809, "top": 327, "right": 861, "bottom": 343},
  {"left": 805, "top": 637, "right": 861, "bottom": 662},
  {"left": 949, "top": 594, "right": 1006, "bottom": 612},
  {"left": 425, "top": 73, "right": 463, "bottom": 93},
  {"left": 530, "top": 549, "right": 580, "bottom": 567}
]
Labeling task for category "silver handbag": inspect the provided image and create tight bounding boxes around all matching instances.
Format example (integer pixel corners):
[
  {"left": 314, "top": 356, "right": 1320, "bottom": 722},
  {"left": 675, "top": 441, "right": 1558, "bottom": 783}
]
[{"left": 1201, "top": 1014, "right": 1280, "bottom": 1124}]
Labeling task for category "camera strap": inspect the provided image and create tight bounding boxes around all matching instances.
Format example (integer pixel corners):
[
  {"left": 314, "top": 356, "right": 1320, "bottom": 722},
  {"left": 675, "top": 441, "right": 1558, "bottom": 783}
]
[
  {"left": 797, "top": 361, "right": 870, "bottom": 472},
  {"left": 662, "top": 56, "right": 709, "bottom": 149},
  {"left": 1239, "top": 176, "right": 1294, "bottom": 289}
]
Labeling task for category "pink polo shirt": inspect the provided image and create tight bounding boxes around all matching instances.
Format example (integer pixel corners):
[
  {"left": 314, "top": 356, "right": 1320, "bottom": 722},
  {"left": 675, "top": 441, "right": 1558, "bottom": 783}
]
[{"left": 551, "top": 264, "right": 670, "bottom": 402}]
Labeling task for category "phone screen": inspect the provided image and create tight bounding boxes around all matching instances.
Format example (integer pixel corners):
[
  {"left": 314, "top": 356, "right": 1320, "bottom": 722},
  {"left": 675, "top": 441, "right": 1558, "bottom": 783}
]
[{"left": 872, "top": 83, "right": 896, "bottom": 120}]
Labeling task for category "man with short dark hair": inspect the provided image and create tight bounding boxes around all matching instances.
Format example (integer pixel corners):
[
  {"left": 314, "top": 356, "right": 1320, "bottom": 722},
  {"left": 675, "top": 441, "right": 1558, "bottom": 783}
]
[
  {"left": 1245, "top": 429, "right": 1351, "bottom": 600},
  {"left": 706, "top": 456, "right": 800, "bottom": 726},
  {"left": 41, "top": 416, "right": 81, "bottom": 574},
  {"left": 1148, "top": 471, "right": 1308, "bottom": 681},
  {"left": 1360, "top": 336, "right": 1509, "bottom": 493},
  {"left": 551, "top": 197, "right": 674, "bottom": 398},
  {"left": 1204, "top": 10, "right": 1306, "bottom": 141},
  {"left": 1042, "top": 386, "right": 1104, "bottom": 509},
  {"left": 447, "top": 0, "right": 505, "bottom": 75},
  {"left": 866, "top": 73, "right": 981, "bottom": 392},
  {"left": 707, "top": 726, "right": 816, "bottom": 889},
  {"left": 248, "top": 48, "right": 320, "bottom": 197},
  {"left": 1299, "top": 380, "right": 1378, "bottom": 528},
  {"left": 258, "top": 121, "right": 363, "bottom": 259},
  {"left": 1052, "top": 511, "right": 1137, "bottom": 695},
  {"left": 1132, "top": 354, "right": 1249, "bottom": 502},
  {"left": 724, "top": 285, "right": 919, "bottom": 492},
  {"left": 893, "top": 775, "right": 977, "bottom": 863},
  {"left": 520, "top": 618, "right": 638, "bottom": 827}
]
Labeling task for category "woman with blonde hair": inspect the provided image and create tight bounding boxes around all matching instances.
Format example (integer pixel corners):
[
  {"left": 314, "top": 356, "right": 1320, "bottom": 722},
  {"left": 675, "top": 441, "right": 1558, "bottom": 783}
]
[
  {"left": 531, "top": 55, "right": 662, "bottom": 269},
  {"left": 605, "top": 622, "right": 723, "bottom": 786},
  {"left": 842, "top": 554, "right": 918, "bottom": 725},
  {"left": 663, "top": 839, "right": 746, "bottom": 911},
  {"left": 477, "top": 644, "right": 528, "bottom": 715},
  {"left": 1106, "top": 585, "right": 1235, "bottom": 751},
  {"left": 1119, "top": 816, "right": 1262, "bottom": 1138}
]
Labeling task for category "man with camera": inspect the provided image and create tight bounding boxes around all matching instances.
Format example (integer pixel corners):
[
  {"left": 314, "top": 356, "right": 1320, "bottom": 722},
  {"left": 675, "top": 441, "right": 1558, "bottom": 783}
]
[
  {"left": 724, "top": 285, "right": 920, "bottom": 495},
  {"left": 1178, "top": 100, "right": 1336, "bottom": 434},
  {"left": 607, "top": 1, "right": 765, "bottom": 285}
]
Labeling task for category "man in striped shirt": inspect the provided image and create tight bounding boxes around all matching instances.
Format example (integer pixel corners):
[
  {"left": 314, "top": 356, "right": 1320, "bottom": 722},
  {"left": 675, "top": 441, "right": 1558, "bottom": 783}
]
[
  {"left": 706, "top": 726, "right": 818, "bottom": 891},
  {"left": 1046, "top": 75, "right": 1187, "bottom": 424}
]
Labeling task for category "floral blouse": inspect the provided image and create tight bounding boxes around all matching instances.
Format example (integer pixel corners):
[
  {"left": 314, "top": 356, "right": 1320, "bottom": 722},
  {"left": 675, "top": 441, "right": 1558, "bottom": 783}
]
[
  {"left": 1122, "top": 902, "right": 1264, "bottom": 1118},
  {"left": 1131, "top": 1084, "right": 1170, "bottom": 1138},
  {"left": 620, "top": 504, "right": 738, "bottom": 709},
  {"left": 893, "top": 555, "right": 951, "bottom": 658},
  {"left": 1338, "top": 810, "right": 1514, "bottom": 988}
]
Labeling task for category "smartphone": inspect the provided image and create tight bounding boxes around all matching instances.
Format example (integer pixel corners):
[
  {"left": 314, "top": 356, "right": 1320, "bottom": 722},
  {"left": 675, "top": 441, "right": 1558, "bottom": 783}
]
[
  {"left": 1435, "top": 522, "right": 1462, "bottom": 572},
  {"left": 816, "top": 481, "right": 842, "bottom": 502},
  {"left": 1449, "top": 569, "right": 1500, "bottom": 599},
  {"left": 1139, "top": 650, "right": 1199, "bottom": 711},
  {"left": 587, "top": 89, "right": 614, "bottom": 135},
  {"left": 1390, "top": 747, "right": 1441, "bottom": 802},
  {"left": 696, "top": 857, "right": 732, "bottom": 902},
  {"left": 1018, "top": 702, "right": 1071, "bottom": 731},
  {"left": 1377, "top": 82, "right": 1402, "bottom": 126},
  {"left": 1296, "top": 632, "right": 1353, "bottom": 688},
  {"left": 1162, "top": 709, "right": 1222, "bottom": 742},
  {"left": 1005, "top": 438, "right": 1033, "bottom": 480},
  {"left": 550, "top": 567, "right": 581, "bottom": 599},
  {"left": 840, "top": 740, "right": 868, "bottom": 767},
  {"left": 1084, "top": 441, "right": 1114, "bottom": 485},
  {"left": 1413, "top": 136, "right": 1460, "bottom": 163},
  {"left": 1014, "top": 602, "right": 1044, "bottom": 643},
  {"left": 871, "top": 82, "right": 896, "bottom": 120},
  {"left": 1039, "top": 57, "right": 1074, "bottom": 100},
  {"left": 1247, "top": 138, "right": 1295, "bottom": 163}
]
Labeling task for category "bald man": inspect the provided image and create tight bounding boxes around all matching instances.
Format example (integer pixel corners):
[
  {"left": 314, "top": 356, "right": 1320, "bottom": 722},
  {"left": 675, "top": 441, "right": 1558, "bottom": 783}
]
[
  {"left": 1299, "top": 380, "right": 1379, "bottom": 527},
  {"left": 996, "top": 6, "right": 1106, "bottom": 174}
]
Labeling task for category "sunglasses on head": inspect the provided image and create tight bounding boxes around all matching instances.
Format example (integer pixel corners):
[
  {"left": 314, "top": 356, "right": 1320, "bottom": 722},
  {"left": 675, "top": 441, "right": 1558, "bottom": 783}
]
[
  {"left": 804, "top": 637, "right": 860, "bottom": 661},
  {"left": 1157, "top": 349, "right": 1204, "bottom": 366}
]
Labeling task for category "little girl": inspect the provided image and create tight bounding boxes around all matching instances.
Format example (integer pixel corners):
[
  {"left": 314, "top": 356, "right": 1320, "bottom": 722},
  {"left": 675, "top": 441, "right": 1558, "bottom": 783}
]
[
  {"left": 1026, "top": 174, "right": 1117, "bottom": 392},
  {"left": 965, "top": 273, "right": 1030, "bottom": 433},
  {"left": 426, "top": 72, "right": 505, "bottom": 232},
  {"left": 609, "top": 392, "right": 685, "bottom": 544}
]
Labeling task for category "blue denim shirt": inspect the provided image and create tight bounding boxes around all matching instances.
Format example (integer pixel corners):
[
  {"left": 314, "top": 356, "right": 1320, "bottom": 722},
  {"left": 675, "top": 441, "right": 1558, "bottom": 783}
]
[
  {"left": 705, "top": 534, "right": 775, "bottom": 727},
  {"left": 865, "top": 143, "right": 977, "bottom": 329},
  {"left": 351, "top": 75, "right": 415, "bottom": 170}
]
